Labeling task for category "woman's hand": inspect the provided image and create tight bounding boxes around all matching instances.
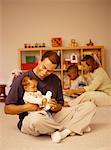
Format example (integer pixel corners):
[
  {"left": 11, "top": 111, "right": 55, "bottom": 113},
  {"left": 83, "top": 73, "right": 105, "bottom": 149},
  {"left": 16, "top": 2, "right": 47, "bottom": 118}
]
[
  {"left": 64, "top": 89, "right": 74, "bottom": 96},
  {"left": 64, "top": 88, "right": 85, "bottom": 96}
]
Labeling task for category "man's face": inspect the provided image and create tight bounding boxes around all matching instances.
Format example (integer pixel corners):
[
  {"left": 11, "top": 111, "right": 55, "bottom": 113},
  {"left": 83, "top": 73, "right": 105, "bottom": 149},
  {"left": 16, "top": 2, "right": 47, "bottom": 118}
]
[{"left": 36, "top": 58, "right": 57, "bottom": 80}]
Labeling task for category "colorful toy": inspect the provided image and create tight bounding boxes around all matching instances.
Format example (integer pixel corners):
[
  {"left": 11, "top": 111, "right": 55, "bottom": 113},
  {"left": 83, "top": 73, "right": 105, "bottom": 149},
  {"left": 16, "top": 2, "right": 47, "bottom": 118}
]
[
  {"left": 24, "top": 42, "right": 46, "bottom": 48},
  {"left": 86, "top": 39, "right": 94, "bottom": 46},
  {"left": 51, "top": 37, "right": 62, "bottom": 47},
  {"left": 70, "top": 53, "right": 78, "bottom": 63},
  {"left": 68, "top": 39, "right": 79, "bottom": 47}
]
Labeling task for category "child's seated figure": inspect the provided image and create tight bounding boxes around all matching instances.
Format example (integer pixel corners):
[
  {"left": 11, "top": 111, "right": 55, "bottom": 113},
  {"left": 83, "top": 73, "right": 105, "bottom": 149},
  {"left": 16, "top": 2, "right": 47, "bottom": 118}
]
[
  {"left": 63, "top": 64, "right": 87, "bottom": 106},
  {"left": 22, "top": 76, "right": 52, "bottom": 111}
]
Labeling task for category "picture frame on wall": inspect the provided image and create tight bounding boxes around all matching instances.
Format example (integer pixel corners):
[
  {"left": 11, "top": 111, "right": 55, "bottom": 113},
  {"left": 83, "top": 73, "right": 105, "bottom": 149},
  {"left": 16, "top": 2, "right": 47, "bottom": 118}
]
[{"left": 70, "top": 53, "right": 78, "bottom": 63}]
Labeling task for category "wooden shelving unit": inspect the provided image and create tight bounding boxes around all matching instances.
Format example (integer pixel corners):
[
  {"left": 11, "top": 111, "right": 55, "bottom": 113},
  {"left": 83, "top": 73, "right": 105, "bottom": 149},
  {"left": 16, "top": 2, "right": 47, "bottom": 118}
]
[{"left": 18, "top": 46, "right": 104, "bottom": 88}]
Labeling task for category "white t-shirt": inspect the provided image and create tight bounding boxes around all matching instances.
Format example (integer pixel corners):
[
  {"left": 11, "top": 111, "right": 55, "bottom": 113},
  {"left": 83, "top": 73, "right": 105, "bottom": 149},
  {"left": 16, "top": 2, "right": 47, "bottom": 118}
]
[
  {"left": 70, "top": 75, "right": 87, "bottom": 89},
  {"left": 63, "top": 75, "right": 87, "bottom": 105}
]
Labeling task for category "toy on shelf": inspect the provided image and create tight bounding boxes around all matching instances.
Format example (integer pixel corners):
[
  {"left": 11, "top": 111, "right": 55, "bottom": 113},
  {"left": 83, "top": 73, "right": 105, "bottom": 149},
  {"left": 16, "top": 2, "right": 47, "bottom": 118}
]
[
  {"left": 51, "top": 37, "right": 62, "bottom": 47},
  {"left": 86, "top": 39, "right": 94, "bottom": 46},
  {"left": 21, "top": 55, "right": 38, "bottom": 70},
  {"left": 63, "top": 53, "right": 78, "bottom": 69},
  {"left": 26, "top": 56, "right": 36, "bottom": 63},
  {"left": 24, "top": 43, "right": 27, "bottom": 48},
  {"left": 24, "top": 42, "right": 46, "bottom": 48},
  {"left": 21, "top": 63, "right": 38, "bottom": 70},
  {"left": 64, "top": 58, "right": 71, "bottom": 69},
  {"left": 68, "top": 39, "right": 79, "bottom": 47},
  {"left": 70, "top": 53, "right": 78, "bottom": 63},
  {"left": 36, "top": 43, "right": 46, "bottom": 47}
]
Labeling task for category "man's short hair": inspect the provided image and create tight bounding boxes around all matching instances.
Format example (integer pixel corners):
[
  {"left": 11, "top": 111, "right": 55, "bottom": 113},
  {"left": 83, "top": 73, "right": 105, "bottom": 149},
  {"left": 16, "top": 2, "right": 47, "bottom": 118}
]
[{"left": 41, "top": 51, "right": 60, "bottom": 67}]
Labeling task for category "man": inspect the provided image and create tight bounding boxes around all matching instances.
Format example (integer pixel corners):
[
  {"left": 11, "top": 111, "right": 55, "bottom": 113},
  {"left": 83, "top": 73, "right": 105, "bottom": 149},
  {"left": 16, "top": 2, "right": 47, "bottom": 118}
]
[{"left": 4, "top": 51, "right": 96, "bottom": 143}]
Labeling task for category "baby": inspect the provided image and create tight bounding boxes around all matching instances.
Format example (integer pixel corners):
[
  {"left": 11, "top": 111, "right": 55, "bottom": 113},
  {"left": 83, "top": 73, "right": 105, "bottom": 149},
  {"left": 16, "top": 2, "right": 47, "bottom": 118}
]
[{"left": 22, "top": 76, "right": 52, "bottom": 111}]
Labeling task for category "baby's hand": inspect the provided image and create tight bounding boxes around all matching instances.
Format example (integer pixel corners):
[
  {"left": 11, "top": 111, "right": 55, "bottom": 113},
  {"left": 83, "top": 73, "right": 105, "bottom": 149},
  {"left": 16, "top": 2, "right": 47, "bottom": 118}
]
[{"left": 42, "top": 98, "right": 47, "bottom": 107}]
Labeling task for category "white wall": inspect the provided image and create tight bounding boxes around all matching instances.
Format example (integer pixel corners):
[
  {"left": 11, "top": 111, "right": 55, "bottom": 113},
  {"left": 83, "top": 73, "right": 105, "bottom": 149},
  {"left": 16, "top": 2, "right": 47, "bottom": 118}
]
[
  {"left": 108, "top": 1, "right": 111, "bottom": 75},
  {"left": 0, "top": 0, "right": 3, "bottom": 82},
  {"left": 105, "top": 0, "right": 111, "bottom": 77},
  {"left": 1, "top": 0, "right": 111, "bottom": 83}
]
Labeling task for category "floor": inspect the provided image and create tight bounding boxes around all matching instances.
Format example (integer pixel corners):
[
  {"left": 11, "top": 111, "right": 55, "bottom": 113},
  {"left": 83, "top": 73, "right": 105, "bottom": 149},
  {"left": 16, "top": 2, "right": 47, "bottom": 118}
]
[{"left": 0, "top": 102, "right": 111, "bottom": 150}]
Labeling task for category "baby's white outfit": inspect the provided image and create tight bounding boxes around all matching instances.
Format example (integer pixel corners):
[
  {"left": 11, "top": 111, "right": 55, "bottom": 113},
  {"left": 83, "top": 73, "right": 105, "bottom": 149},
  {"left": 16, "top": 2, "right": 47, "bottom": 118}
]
[{"left": 23, "top": 90, "right": 52, "bottom": 118}]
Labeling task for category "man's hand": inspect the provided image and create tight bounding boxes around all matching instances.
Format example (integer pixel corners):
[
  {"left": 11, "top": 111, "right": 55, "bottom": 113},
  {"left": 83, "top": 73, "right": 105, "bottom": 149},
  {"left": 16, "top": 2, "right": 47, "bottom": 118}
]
[
  {"left": 49, "top": 99, "right": 62, "bottom": 112},
  {"left": 4, "top": 103, "right": 42, "bottom": 115},
  {"left": 24, "top": 103, "right": 42, "bottom": 111},
  {"left": 49, "top": 99, "right": 57, "bottom": 109}
]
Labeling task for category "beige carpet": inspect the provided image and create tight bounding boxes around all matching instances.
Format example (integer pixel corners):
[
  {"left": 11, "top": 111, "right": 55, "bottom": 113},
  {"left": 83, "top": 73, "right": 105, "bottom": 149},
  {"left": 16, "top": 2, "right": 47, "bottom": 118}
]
[{"left": 0, "top": 103, "right": 111, "bottom": 150}]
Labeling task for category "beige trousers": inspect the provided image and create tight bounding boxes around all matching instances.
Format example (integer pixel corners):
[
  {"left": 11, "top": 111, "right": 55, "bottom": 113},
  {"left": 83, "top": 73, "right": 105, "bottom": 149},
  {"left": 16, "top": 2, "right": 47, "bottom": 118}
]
[
  {"left": 74, "top": 91, "right": 111, "bottom": 106},
  {"left": 21, "top": 101, "right": 96, "bottom": 136}
]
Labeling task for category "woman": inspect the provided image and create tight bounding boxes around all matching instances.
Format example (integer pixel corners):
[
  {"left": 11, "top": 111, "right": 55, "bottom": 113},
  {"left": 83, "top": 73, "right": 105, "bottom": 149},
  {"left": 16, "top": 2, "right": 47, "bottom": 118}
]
[{"left": 65, "top": 55, "right": 111, "bottom": 106}]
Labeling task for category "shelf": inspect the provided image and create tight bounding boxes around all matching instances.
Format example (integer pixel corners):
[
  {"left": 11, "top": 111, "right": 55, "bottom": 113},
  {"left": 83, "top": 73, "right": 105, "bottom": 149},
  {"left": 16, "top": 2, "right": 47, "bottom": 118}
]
[{"left": 18, "top": 46, "right": 104, "bottom": 88}]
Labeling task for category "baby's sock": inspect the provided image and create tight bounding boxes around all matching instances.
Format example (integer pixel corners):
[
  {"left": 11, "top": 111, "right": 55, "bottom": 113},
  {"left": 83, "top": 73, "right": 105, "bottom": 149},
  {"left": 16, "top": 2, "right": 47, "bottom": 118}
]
[{"left": 51, "top": 128, "right": 72, "bottom": 143}]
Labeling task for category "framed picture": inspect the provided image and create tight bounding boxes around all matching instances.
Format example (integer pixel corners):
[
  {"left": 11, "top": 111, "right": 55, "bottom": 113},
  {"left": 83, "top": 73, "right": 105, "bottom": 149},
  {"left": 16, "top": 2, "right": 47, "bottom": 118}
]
[{"left": 70, "top": 53, "right": 78, "bottom": 63}]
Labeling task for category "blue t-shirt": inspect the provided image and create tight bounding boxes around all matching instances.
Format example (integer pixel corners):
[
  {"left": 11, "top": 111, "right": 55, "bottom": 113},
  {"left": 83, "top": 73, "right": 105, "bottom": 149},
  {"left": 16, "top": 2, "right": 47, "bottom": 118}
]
[{"left": 5, "top": 70, "right": 64, "bottom": 122}]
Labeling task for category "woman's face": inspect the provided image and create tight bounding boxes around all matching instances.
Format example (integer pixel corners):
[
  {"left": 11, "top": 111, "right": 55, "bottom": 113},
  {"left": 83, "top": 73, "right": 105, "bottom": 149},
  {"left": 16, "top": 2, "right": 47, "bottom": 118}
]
[{"left": 81, "top": 61, "right": 92, "bottom": 73}]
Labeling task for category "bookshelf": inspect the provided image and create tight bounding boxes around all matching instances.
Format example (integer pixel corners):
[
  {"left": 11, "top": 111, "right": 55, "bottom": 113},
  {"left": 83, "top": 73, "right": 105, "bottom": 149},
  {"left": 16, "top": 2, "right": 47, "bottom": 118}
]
[{"left": 18, "top": 46, "right": 104, "bottom": 88}]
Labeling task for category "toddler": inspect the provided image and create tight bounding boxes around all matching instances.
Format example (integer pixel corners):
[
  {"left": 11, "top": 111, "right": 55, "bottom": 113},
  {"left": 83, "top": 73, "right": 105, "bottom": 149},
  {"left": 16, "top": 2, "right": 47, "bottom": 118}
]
[{"left": 63, "top": 64, "right": 87, "bottom": 106}]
